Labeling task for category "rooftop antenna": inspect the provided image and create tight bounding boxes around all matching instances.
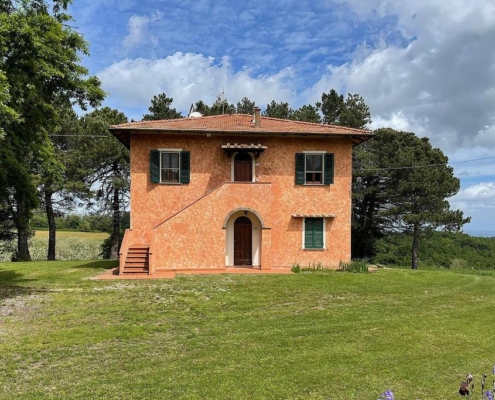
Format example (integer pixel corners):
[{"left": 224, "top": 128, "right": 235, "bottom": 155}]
[{"left": 217, "top": 87, "right": 225, "bottom": 114}]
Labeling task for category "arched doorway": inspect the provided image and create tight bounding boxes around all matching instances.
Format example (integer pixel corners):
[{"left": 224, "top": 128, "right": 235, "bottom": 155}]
[
  {"left": 233, "top": 152, "right": 253, "bottom": 182},
  {"left": 234, "top": 216, "right": 252, "bottom": 266}
]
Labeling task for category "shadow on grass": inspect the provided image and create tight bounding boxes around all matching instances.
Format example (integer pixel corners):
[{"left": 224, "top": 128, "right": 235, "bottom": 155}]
[
  {"left": 71, "top": 260, "right": 118, "bottom": 270},
  {"left": 0, "top": 269, "right": 49, "bottom": 301}
]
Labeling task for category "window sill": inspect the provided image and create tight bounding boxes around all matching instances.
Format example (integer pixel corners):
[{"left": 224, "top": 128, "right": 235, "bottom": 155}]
[
  {"left": 303, "top": 248, "right": 326, "bottom": 251},
  {"left": 157, "top": 182, "right": 185, "bottom": 185}
]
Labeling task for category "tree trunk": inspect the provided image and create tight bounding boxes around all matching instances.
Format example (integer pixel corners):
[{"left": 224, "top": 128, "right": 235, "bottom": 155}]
[
  {"left": 411, "top": 222, "right": 420, "bottom": 269},
  {"left": 45, "top": 187, "right": 56, "bottom": 260},
  {"left": 16, "top": 199, "right": 31, "bottom": 261},
  {"left": 109, "top": 186, "right": 121, "bottom": 259}
]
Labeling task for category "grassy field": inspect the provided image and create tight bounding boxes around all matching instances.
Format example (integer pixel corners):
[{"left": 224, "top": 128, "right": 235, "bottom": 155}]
[
  {"left": 0, "top": 231, "right": 108, "bottom": 262},
  {"left": 1, "top": 262, "right": 494, "bottom": 399},
  {"left": 33, "top": 230, "right": 109, "bottom": 240}
]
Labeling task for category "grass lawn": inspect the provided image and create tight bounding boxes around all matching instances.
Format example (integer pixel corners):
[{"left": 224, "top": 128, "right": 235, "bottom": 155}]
[{"left": 1, "top": 262, "right": 494, "bottom": 399}]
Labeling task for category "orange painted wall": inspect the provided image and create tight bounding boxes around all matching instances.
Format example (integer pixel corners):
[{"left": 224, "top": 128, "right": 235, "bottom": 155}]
[{"left": 127, "top": 133, "right": 353, "bottom": 269}]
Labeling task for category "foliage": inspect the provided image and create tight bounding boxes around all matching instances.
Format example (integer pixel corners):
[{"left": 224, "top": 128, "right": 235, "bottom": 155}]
[
  {"left": 0, "top": 233, "right": 106, "bottom": 262},
  {"left": 100, "top": 213, "right": 130, "bottom": 259},
  {"left": 78, "top": 107, "right": 129, "bottom": 259},
  {"left": 262, "top": 100, "right": 294, "bottom": 119},
  {"left": 339, "top": 259, "right": 369, "bottom": 273},
  {"left": 142, "top": 93, "right": 182, "bottom": 120},
  {"left": 292, "top": 104, "right": 322, "bottom": 123},
  {"left": 352, "top": 128, "right": 469, "bottom": 268},
  {"left": 318, "top": 89, "right": 371, "bottom": 128},
  {"left": 1, "top": 265, "right": 495, "bottom": 398},
  {"left": 0, "top": 0, "right": 105, "bottom": 260},
  {"left": 236, "top": 97, "right": 256, "bottom": 114},
  {"left": 374, "top": 231, "right": 495, "bottom": 270}
]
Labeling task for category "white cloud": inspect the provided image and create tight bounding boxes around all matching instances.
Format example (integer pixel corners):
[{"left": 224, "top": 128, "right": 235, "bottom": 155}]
[
  {"left": 451, "top": 182, "right": 495, "bottom": 212},
  {"left": 97, "top": 52, "right": 296, "bottom": 115},
  {"left": 306, "top": 0, "right": 495, "bottom": 154},
  {"left": 123, "top": 11, "right": 163, "bottom": 51}
]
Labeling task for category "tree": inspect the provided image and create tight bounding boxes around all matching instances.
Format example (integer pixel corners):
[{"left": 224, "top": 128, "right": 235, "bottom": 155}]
[
  {"left": 319, "top": 89, "right": 344, "bottom": 125},
  {"left": 78, "top": 108, "right": 129, "bottom": 259},
  {"left": 0, "top": 0, "right": 105, "bottom": 260},
  {"left": 210, "top": 96, "right": 234, "bottom": 115},
  {"left": 193, "top": 100, "right": 211, "bottom": 116},
  {"left": 142, "top": 93, "right": 182, "bottom": 120},
  {"left": 292, "top": 104, "right": 322, "bottom": 123},
  {"left": 41, "top": 107, "right": 91, "bottom": 260},
  {"left": 236, "top": 97, "right": 256, "bottom": 114},
  {"left": 353, "top": 128, "right": 470, "bottom": 269},
  {"left": 319, "top": 90, "right": 371, "bottom": 128},
  {"left": 263, "top": 101, "right": 294, "bottom": 119}
]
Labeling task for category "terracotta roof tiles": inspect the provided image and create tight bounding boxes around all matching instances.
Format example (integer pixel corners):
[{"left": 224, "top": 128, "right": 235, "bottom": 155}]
[{"left": 109, "top": 114, "right": 373, "bottom": 148}]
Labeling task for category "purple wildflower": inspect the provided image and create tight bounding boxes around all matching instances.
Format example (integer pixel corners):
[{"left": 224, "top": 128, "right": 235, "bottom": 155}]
[
  {"left": 378, "top": 390, "right": 395, "bottom": 400},
  {"left": 486, "top": 390, "right": 494, "bottom": 400}
]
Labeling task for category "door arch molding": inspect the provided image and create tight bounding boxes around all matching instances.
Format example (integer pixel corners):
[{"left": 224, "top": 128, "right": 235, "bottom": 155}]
[{"left": 225, "top": 210, "right": 262, "bottom": 267}]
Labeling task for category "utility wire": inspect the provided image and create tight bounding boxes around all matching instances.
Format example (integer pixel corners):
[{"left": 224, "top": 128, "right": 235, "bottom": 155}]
[
  {"left": 357, "top": 156, "right": 495, "bottom": 172},
  {"left": 48, "top": 135, "right": 109, "bottom": 138}
]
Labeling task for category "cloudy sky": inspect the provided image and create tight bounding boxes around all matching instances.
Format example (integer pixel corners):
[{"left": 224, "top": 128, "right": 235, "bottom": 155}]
[{"left": 69, "top": 0, "right": 495, "bottom": 235}]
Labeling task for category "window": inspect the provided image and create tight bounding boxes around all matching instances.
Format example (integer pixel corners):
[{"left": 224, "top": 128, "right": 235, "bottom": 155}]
[
  {"left": 161, "top": 152, "right": 179, "bottom": 182},
  {"left": 305, "top": 154, "right": 323, "bottom": 184},
  {"left": 295, "top": 152, "right": 334, "bottom": 185},
  {"left": 304, "top": 218, "right": 324, "bottom": 249},
  {"left": 150, "top": 150, "right": 190, "bottom": 184}
]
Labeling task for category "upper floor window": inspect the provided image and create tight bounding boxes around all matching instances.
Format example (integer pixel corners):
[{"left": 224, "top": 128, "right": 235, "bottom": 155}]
[
  {"left": 150, "top": 149, "right": 190, "bottom": 184},
  {"left": 161, "top": 152, "right": 180, "bottom": 182},
  {"left": 295, "top": 152, "right": 334, "bottom": 185},
  {"left": 305, "top": 154, "right": 323, "bottom": 184}
]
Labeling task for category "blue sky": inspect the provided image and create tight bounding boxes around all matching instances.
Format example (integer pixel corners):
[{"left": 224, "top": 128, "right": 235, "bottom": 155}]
[{"left": 68, "top": 0, "right": 495, "bottom": 235}]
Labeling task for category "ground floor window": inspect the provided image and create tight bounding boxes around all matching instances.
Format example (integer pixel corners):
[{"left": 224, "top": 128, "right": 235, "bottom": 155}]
[{"left": 304, "top": 218, "right": 324, "bottom": 249}]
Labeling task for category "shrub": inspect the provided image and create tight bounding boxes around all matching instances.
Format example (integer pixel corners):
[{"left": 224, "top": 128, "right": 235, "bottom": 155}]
[
  {"left": 291, "top": 263, "right": 301, "bottom": 273},
  {"left": 348, "top": 259, "right": 368, "bottom": 273},
  {"left": 339, "top": 259, "right": 368, "bottom": 273}
]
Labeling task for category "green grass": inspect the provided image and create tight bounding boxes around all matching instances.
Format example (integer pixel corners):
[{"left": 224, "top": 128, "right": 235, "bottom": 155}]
[
  {"left": 33, "top": 230, "right": 109, "bottom": 240},
  {"left": 0, "top": 231, "right": 107, "bottom": 262},
  {"left": 1, "top": 262, "right": 494, "bottom": 399}
]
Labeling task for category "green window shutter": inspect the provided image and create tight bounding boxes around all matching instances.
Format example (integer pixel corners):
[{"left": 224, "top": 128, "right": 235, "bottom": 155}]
[
  {"left": 150, "top": 150, "right": 160, "bottom": 183},
  {"left": 304, "top": 219, "right": 314, "bottom": 248},
  {"left": 324, "top": 153, "right": 334, "bottom": 185},
  {"left": 313, "top": 218, "right": 324, "bottom": 248},
  {"left": 180, "top": 151, "right": 190, "bottom": 184},
  {"left": 305, "top": 218, "right": 324, "bottom": 249},
  {"left": 295, "top": 153, "right": 305, "bottom": 184}
]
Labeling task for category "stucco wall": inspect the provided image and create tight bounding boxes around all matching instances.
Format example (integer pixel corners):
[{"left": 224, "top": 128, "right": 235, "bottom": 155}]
[{"left": 128, "top": 133, "right": 352, "bottom": 269}]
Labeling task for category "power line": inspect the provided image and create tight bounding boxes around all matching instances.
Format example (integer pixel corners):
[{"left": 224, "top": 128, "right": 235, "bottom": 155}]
[
  {"left": 357, "top": 156, "right": 495, "bottom": 172},
  {"left": 48, "top": 135, "right": 109, "bottom": 138}
]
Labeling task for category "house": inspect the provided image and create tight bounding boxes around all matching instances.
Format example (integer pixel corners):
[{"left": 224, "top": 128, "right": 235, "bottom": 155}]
[{"left": 109, "top": 107, "right": 373, "bottom": 275}]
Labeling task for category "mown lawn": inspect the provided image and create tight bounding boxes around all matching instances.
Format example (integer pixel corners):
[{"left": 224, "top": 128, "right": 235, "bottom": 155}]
[{"left": 1, "top": 261, "right": 494, "bottom": 399}]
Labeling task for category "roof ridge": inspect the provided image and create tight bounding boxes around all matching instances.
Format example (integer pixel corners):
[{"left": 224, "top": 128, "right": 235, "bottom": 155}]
[{"left": 258, "top": 115, "right": 371, "bottom": 133}]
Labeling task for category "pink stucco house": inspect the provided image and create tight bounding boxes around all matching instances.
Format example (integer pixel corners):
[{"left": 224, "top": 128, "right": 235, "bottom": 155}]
[{"left": 109, "top": 108, "right": 372, "bottom": 275}]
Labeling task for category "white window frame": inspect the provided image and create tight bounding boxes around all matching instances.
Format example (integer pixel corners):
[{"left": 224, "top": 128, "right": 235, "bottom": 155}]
[
  {"left": 303, "top": 151, "right": 326, "bottom": 186},
  {"left": 158, "top": 148, "right": 182, "bottom": 184},
  {"left": 302, "top": 217, "right": 326, "bottom": 250}
]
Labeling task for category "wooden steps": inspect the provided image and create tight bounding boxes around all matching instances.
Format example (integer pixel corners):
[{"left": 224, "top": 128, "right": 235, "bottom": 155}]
[{"left": 122, "top": 245, "right": 149, "bottom": 274}]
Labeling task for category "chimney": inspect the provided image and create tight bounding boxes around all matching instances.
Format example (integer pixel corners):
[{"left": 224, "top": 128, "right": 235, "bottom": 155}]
[{"left": 253, "top": 107, "right": 261, "bottom": 128}]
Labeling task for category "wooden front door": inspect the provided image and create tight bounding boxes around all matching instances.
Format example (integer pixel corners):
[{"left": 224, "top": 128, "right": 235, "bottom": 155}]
[
  {"left": 234, "top": 152, "right": 252, "bottom": 182},
  {"left": 234, "top": 216, "right": 252, "bottom": 266}
]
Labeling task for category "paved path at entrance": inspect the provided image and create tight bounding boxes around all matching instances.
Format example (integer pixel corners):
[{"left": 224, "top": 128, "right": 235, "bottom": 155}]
[{"left": 93, "top": 267, "right": 293, "bottom": 280}]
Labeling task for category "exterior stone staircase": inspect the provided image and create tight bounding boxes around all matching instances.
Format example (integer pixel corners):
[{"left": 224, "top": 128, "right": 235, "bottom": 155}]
[{"left": 121, "top": 245, "right": 150, "bottom": 274}]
